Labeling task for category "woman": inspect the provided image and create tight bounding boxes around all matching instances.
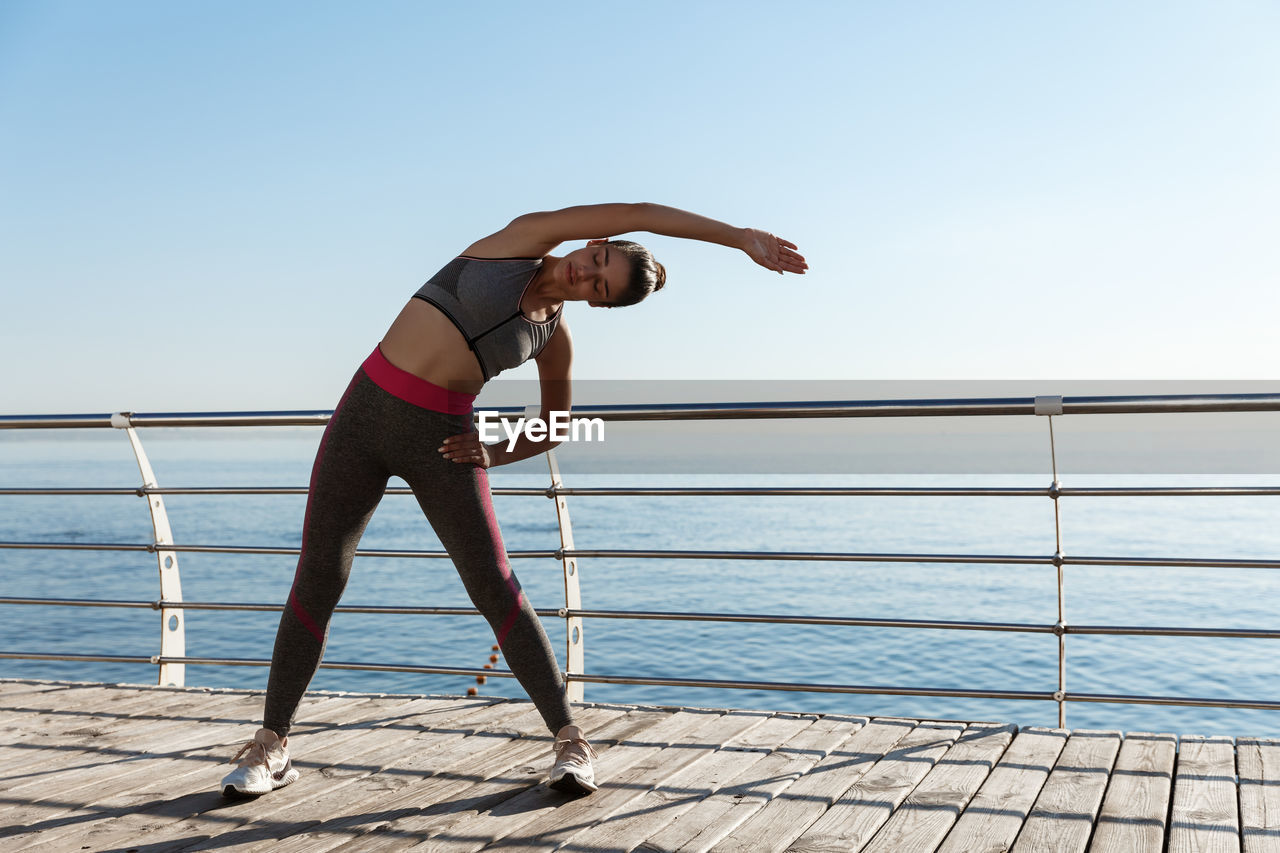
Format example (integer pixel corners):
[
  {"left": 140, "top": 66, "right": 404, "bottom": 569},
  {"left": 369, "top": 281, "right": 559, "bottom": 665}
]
[{"left": 220, "top": 202, "right": 808, "bottom": 798}]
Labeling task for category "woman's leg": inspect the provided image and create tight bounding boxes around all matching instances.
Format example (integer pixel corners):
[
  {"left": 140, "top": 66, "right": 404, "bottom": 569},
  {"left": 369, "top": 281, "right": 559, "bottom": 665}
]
[
  {"left": 262, "top": 376, "right": 391, "bottom": 738},
  {"left": 394, "top": 414, "right": 574, "bottom": 736}
]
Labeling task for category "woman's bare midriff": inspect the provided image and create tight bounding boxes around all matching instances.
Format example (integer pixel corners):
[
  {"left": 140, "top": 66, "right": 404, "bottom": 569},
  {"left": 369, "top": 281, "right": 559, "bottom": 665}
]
[{"left": 379, "top": 299, "right": 488, "bottom": 395}]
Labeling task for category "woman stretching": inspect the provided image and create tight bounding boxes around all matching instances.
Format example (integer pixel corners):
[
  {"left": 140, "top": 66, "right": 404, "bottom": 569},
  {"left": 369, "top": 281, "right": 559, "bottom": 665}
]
[{"left": 220, "top": 203, "right": 808, "bottom": 798}]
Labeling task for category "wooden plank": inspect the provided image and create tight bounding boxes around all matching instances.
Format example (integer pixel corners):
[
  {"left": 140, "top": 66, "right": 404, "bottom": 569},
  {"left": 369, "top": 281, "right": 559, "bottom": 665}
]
[
  {"left": 0, "top": 679, "right": 73, "bottom": 697},
  {"left": 1013, "top": 729, "right": 1122, "bottom": 853},
  {"left": 21, "top": 694, "right": 523, "bottom": 853},
  {"left": 786, "top": 720, "right": 966, "bottom": 852},
  {"left": 4, "top": 691, "right": 405, "bottom": 804},
  {"left": 220, "top": 704, "right": 663, "bottom": 853},
  {"left": 560, "top": 714, "right": 820, "bottom": 853},
  {"left": 1088, "top": 732, "right": 1176, "bottom": 853},
  {"left": 937, "top": 726, "right": 1068, "bottom": 853},
  {"left": 4, "top": 690, "right": 298, "bottom": 780},
  {"left": 706, "top": 716, "right": 912, "bottom": 853},
  {"left": 1169, "top": 735, "right": 1240, "bottom": 853},
  {"left": 194, "top": 698, "right": 552, "bottom": 853},
  {"left": 6, "top": 693, "right": 417, "bottom": 852},
  {"left": 324, "top": 705, "right": 677, "bottom": 853},
  {"left": 1, "top": 690, "right": 269, "bottom": 791},
  {"left": 0, "top": 684, "right": 177, "bottom": 732},
  {"left": 307, "top": 706, "right": 673, "bottom": 853},
  {"left": 484, "top": 710, "right": 775, "bottom": 852},
  {"left": 1239, "top": 738, "right": 1280, "bottom": 853},
  {"left": 861, "top": 722, "right": 1017, "bottom": 853},
  {"left": 643, "top": 714, "right": 864, "bottom": 853},
  {"left": 414, "top": 708, "right": 730, "bottom": 853}
]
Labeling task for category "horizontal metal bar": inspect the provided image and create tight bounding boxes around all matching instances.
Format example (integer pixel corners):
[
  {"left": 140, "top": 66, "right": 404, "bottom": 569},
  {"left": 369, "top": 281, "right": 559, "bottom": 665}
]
[
  {"left": 0, "top": 597, "right": 158, "bottom": 609},
  {"left": 7, "top": 540, "right": 1277, "bottom": 570},
  {"left": 561, "top": 394, "right": 1280, "bottom": 421},
  {"left": 0, "top": 542, "right": 153, "bottom": 553},
  {"left": 1065, "top": 555, "right": 1280, "bottom": 570},
  {"left": 563, "top": 549, "right": 1056, "bottom": 565},
  {"left": 550, "top": 487, "right": 1053, "bottom": 497},
  {"left": 565, "top": 671, "right": 1055, "bottom": 701},
  {"left": 0, "top": 414, "right": 121, "bottom": 429},
  {"left": 1066, "top": 624, "right": 1280, "bottom": 639},
  {"left": 0, "top": 597, "right": 558, "bottom": 618},
  {"left": 154, "top": 656, "right": 518, "bottom": 678},
  {"left": 0, "top": 652, "right": 154, "bottom": 664},
  {"left": 6, "top": 650, "right": 1275, "bottom": 711},
  {"left": 1065, "top": 691, "right": 1280, "bottom": 711},
  {"left": 3, "top": 597, "right": 1276, "bottom": 642},
  {"left": 0, "top": 541, "right": 557, "bottom": 559},
  {"left": 4, "top": 393, "right": 1280, "bottom": 431},
  {"left": 0, "top": 651, "right": 520, "bottom": 679},
  {"left": 0, "top": 486, "right": 549, "bottom": 497},
  {"left": 566, "top": 609, "right": 1056, "bottom": 633},
  {"left": 567, "top": 550, "right": 1280, "bottom": 570},
  {"left": 1058, "top": 487, "right": 1280, "bottom": 497},
  {"left": 7, "top": 485, "right": 1280, "bottom": 500},
  {"left": 567, "top": 673, "right": 1280, "bottom": 711},
  {"left": 0, "top": 488, "right": 149, "bottom": 496},
  {"left": 5, "top": 484, "right": 1280, "bottom": 499}
]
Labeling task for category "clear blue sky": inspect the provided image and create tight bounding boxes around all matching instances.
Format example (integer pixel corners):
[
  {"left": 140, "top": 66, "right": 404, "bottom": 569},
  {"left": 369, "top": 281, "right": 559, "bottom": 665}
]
[{"left": 2, "top": 1, "right": 1277, "bottom": 413}]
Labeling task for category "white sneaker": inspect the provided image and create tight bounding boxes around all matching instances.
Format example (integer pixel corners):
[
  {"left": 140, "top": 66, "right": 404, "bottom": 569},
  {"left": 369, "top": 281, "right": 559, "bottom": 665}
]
[
  {"left": 548, "top": 725, "right": 598, "bottom": 794},
  {"left": 220, "top": 728, "right": 300, "bottom": 798}
]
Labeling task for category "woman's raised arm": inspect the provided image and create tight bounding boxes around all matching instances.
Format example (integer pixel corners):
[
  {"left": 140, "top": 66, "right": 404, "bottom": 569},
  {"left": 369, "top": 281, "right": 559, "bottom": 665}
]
[{"left": 465, "top": 203, "right": 807, "bottom": 275}]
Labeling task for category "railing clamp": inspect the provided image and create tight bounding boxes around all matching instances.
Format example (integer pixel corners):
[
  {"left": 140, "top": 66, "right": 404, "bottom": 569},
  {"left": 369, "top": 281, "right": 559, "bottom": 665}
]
[
  {"left": 1034, "top": 396, "right": 1064, "bottom": 416},
  {"left": 554, "top": 548, "right": 565, "bottom": 561},
  {"left": 150, "top": 600, "right": 163, "bottom": 611},
  {"left": 1052, "top": 690, "right": 1065, "bottom": 703},
  {"left": 110, "top": 412, "right": 134, "bottom": 429},
  {"left": 1053, "top": 621, "right": 1066, "bottom": 636},
  {"left": 150, "top": 654, "right": 162, "bottom": 665},
  {"left": 135, "top": 487, "right": 148, "bottom": 498},
  {"left": 1052, "top": 551, "right": 1065, "bottom": 567},
  {"left": 544, "top": 487, "right": 559, "bottom": 499},
  {"left": 1047, "top": 480, "right": 1061, "bottom": 500},
  {"left": 558, "top": 607, "right": 569, "bottom": 618}
]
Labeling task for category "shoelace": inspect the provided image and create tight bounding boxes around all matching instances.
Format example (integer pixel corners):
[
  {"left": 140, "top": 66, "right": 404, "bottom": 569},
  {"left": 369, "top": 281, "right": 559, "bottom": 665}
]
[
  {"left": 228, "top": 739, "right": 269, "bottom": 767},
  {"left": 553, "top": 736, "right": 598, "bottom": 765}
]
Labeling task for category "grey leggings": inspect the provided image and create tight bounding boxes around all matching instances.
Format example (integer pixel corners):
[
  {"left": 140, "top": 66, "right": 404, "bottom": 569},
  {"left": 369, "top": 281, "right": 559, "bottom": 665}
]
[{"left": 263, "top": 360, "right": 573, "bottom": 737}]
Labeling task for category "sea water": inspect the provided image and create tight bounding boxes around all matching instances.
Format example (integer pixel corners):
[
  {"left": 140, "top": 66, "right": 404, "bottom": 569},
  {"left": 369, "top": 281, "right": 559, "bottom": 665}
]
[{"left": 2, "top": 428, "right": 1279, "bottom": 738}]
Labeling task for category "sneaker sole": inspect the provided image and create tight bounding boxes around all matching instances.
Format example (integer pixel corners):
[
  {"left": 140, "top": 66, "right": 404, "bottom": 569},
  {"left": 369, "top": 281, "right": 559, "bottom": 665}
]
[{"left": 548, "top": 771, "right": 597, "bottom": 795}]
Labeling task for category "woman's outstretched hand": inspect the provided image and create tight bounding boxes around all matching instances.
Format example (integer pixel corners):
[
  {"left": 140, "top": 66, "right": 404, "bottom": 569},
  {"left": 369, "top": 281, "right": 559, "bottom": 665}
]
[
  {"left": 439, "top": 432, "right": 498, "bottom": 468},
  {"left": 742, "top": 228, "right": 808, "bottom": 275}
]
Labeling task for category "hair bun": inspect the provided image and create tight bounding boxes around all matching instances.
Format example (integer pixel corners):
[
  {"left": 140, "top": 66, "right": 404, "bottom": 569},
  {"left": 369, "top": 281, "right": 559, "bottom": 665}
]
[{"left": 653, "top": 260, "right": 667, "bottom": 292}]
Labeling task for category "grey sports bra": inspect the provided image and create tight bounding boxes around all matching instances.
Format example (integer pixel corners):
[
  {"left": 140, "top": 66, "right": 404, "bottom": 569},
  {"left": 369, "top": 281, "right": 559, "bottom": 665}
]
[{"left": 412, "top": 256, "right": 562, "bottom": 381}]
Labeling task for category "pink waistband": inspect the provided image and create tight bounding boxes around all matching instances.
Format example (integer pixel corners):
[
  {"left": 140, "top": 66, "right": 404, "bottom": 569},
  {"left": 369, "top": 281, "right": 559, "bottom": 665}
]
[{"left": 361, "top": 347, "right": 477, "bottom": 415}]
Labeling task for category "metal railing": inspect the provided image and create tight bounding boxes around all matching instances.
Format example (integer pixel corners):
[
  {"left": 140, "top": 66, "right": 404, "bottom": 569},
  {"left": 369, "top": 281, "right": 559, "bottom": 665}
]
[{"left": 2, "top": 392, "right": 1280, "bottom": 726}]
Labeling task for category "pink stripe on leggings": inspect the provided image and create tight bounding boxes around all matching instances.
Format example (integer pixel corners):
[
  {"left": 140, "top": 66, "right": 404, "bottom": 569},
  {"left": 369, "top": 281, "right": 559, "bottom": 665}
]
[
  {"left": 470, "top": 466, "right": 525, "bottom": 648},
  {"left": 287, "top": 367, "right": 363, "bottom": 646},
  {"left": 361, "top": 345, "right": 476, "bottom": 414}
]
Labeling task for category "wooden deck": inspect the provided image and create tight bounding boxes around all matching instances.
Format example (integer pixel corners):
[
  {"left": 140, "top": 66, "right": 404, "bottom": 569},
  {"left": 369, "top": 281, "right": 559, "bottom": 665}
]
[{"left": 2, "top": 680, "right": 1278, "bottom": 852}]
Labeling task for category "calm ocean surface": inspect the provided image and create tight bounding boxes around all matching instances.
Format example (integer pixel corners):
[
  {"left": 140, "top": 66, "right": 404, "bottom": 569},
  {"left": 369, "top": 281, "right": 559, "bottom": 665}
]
[{"left": 3, "top": 429, "right": 1280, "bottom": 738}]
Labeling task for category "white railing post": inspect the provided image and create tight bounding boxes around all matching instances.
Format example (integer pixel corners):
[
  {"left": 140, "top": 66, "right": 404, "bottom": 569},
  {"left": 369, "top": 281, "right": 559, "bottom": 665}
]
[
  {"left": 545, "top": 447, "right": 584, "bottom": 702},
  {"left": 1035, "top": 396, "right": 1066, "bottom": 727},
  {"left": 112, "top": 413, "right": 186, "bottom": 686}
]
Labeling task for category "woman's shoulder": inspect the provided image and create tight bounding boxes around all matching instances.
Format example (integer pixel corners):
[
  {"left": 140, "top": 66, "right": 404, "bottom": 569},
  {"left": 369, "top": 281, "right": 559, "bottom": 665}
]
[{"left": 460, "top": 230, "right": 547, "bottom": 261}]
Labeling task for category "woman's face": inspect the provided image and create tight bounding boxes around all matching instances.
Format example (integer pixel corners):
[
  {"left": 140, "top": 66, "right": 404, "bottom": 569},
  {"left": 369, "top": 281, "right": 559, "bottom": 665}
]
[{"left": 560, "top": 241, "right": 631, "bottom": 307}]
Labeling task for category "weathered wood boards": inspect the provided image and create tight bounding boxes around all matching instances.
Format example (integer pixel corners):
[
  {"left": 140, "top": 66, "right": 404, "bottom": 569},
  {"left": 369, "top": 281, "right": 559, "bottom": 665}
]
[{"left": 3, "top": 679, "right": 1277, "bottom": 852}]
